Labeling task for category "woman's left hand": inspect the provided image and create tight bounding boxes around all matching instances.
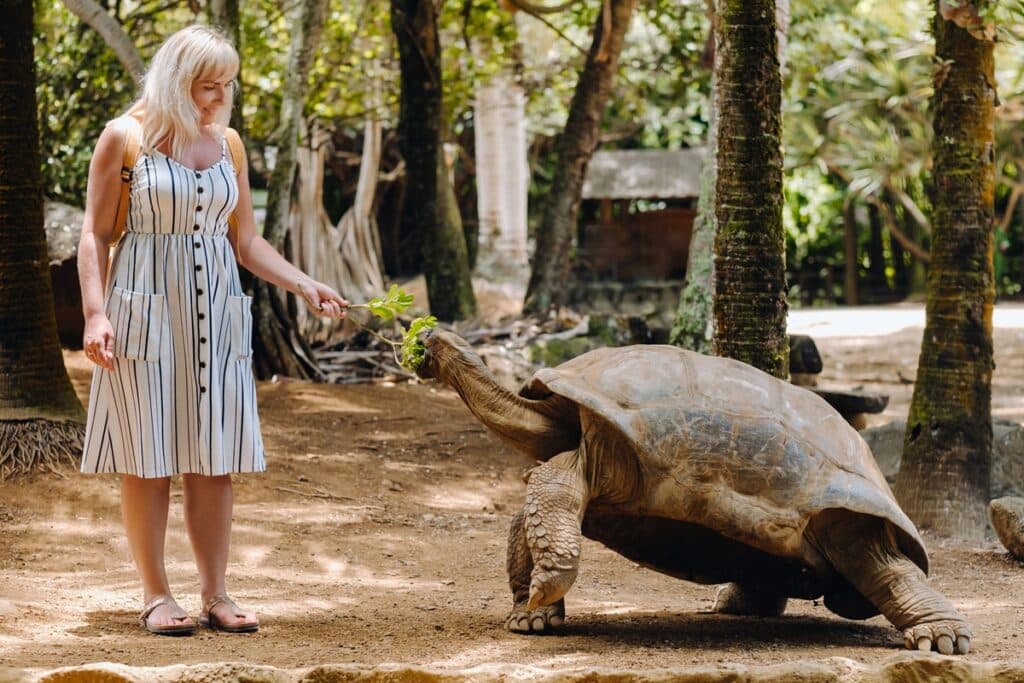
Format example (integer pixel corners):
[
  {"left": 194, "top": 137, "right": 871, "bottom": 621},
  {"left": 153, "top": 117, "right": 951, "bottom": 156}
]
[{"left": 298, "top": 279, "right": 348, "bottom": 319}]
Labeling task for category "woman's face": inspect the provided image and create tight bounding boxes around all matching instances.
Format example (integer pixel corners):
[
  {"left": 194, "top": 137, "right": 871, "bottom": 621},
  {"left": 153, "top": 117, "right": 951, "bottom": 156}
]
[{"left": 191, "top": 71, "right": 234, "bottom": 126}]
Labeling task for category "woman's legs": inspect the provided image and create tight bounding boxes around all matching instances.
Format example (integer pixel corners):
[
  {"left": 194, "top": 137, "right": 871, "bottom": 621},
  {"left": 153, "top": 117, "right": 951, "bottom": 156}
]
[
  {"left": 182, "top": 474, "right": 256, "bottom": 628},
  {"left": 121, "top": 475, "right": 193, "bottom": 628}
]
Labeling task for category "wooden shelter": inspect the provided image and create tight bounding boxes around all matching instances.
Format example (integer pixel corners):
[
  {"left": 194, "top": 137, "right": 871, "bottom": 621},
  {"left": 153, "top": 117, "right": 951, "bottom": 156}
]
[{"left": 577, "top": 148, "right": 703, "bottom": 281}]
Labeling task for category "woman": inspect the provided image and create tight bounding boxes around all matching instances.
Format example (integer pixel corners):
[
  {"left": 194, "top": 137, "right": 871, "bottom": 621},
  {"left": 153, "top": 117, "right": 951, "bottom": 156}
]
[{"left": 77, "top": 25, "right": 347, "bottom": 635}]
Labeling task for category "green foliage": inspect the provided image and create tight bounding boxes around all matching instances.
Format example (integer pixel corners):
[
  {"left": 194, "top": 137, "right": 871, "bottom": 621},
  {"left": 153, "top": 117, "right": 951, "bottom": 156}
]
[
  {"left": 355, "top": 283, "right": 414, "bottom": 320},
  {"left": 34, "top": 3, "right": 135, "bottom": 205},
  {"left": 784, "top": 0, "right": 1024, "bottom": 301},
  {"left": 399, "top": 315, "right": 438, "bottom": 372},
  {"left": 351, "top": 286, "right": 436, "bottom": 372}
]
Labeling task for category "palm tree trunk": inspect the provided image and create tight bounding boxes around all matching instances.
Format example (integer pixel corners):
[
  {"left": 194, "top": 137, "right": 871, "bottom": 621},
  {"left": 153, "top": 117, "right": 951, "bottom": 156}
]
[
  {"left": 0, "top": 0, "right": 85, "bottom": 478},
  {"left": 249, "top": 0, "right": 328, "bottom": 380},
  {"left": 894, "top": 2, "right": 996, "bottom": 542},
  {"left": 391, "top": 0, "right": 477, "bottom": 322},
  {"left": 711, "top": 0, "right": 788, "bottom": 378},
  {"left": 523, "top": 0, "right": 638, "bottom": 314}
]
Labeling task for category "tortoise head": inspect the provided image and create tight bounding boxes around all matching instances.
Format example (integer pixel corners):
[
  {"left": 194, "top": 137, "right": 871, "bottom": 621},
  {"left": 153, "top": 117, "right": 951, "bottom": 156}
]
[{"left": 415, "top": 328, "right": 481, "bottom": 382}]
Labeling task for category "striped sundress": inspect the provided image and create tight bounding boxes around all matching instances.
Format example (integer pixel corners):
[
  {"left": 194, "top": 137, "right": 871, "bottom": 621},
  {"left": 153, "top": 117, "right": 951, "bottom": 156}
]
[{"left": 81, "top": 127, "right": 265, "bottom": 477}]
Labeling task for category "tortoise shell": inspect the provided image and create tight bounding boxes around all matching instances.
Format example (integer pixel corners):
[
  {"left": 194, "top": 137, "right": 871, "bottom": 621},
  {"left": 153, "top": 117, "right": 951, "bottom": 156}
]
[{"left": 521, "top": 344, "right": 927, "bottom": 573}]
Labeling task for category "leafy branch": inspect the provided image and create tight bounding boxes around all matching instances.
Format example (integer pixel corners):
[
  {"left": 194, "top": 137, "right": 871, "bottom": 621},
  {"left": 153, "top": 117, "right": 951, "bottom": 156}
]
[{"left": 349, "top": 284, "right": 437, "bottom": 372}]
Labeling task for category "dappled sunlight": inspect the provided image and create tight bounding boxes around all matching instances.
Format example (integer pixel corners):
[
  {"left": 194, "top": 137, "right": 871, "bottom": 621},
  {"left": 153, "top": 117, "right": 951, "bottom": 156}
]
[
  {"left": 420, "top": 488, "right": 500, "bottom": 512},
  {"left": 238, "top": 502, "right": 381, "bottom": 527}
]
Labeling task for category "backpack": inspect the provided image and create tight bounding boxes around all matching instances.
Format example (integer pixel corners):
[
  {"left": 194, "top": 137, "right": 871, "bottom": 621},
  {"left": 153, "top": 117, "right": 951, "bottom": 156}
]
[{"left": 109, "top": 116, "right": 246, "bottom": 246}]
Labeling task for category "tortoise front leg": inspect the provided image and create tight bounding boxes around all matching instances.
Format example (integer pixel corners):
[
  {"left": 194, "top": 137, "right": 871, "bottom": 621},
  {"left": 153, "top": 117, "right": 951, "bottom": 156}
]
[
  {"left": 809, "top": 511, "right": 972, "bottom": 654},
  {"left": 521, "top": 451, "right": 590, "bottom": 613},
  {"left": 505, "top": 509, "right": 565, "bottom": 633}
]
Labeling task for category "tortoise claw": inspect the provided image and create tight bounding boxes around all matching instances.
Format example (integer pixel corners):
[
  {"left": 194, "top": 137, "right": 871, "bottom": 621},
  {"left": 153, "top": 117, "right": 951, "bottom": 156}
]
[
  {"left": 902, "top": 621, "right": 971, "bottom": 654},
  {"left": 506, "top": 599, "right": 565, "bottom": 634}
]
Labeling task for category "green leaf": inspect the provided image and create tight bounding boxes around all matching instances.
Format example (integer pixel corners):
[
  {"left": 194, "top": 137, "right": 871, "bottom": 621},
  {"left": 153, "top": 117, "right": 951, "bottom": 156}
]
[
  {"left": 400, "top": 316, "right": 438, "bottom": 372},
  {"left": 361, "top": 284, "right": 415, "bottom": 321}
]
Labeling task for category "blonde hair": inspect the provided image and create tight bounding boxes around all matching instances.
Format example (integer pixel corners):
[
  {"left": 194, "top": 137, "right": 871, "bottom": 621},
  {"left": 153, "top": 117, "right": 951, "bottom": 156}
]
[{"left": 127, "top": 25, "right": 239, "bottom": 160}]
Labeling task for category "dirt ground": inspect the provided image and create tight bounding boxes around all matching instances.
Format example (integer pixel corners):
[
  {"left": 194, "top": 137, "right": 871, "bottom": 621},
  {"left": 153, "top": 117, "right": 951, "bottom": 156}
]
[{"left": 2, "top": 300, "right": 1024, "bottom": 678}]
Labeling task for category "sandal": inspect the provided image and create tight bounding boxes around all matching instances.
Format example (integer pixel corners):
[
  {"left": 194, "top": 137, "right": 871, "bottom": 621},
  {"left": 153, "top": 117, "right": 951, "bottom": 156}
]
[
  {"left": 199, "top": 594, "right": 259, "bottom": 633},
  {"left": 139, "top": 596, "right": 196, "bottom": 636}
]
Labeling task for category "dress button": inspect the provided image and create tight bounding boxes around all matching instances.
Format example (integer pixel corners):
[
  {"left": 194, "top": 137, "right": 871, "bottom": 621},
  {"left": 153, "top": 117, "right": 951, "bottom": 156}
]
[
  {"left": 200, "top": 337, "right": 207, "bottom": 344},
  {"left": 198, "top": 313, "right": 205, "bottom": 320},
  {"left": 197, "top": 187, "right": 204, "bottom": 194},
  {"left": 196, "top": 206, "right": 202, "bottom": 212},
  {"left": 195, "top": 264, "right": 202, "bottom": 272},
  {"left": 195, "top": 172, "right": 201, "bottom": 179},
  {"left": 193, "top": 242, "right": 201, "bottom": 248},
  {"left": 200, "top": 361, "right": 207, "bottom": 369},
  {"left": 197, "top": 288, "right": 204, "bottom": 295},
  {"left": 200, "top": 386, "right": 207, "bottom": 393},
  {"left": 193, "top": 224, "right": 200, "bottom": 231}
]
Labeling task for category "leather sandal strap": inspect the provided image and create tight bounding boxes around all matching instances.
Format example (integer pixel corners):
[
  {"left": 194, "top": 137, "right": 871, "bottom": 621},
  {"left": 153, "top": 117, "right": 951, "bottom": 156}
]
[
  {"left": 139, "top": 595, "right": 170, "bottom": 621},
  {"left": 202, "top": 593, "right": 238, "bottom": 616}
]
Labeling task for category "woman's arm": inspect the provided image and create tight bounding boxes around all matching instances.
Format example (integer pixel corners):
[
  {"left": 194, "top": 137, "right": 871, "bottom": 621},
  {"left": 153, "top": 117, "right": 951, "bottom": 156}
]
[
  {"left": 229, "top": 144, "right": 348, "bottom": 319},
  {"left": 77, "top": 122, "right": 127, "bottom": 369}
]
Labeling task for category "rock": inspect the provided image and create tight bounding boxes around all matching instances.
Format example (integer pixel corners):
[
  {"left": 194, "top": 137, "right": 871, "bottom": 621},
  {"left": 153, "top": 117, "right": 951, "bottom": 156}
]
[
  {"left": 861, "top": 420, "right": 1024, "bottom": 498},
  {"left": 993, "top": 427, "right": 1024, "bottom": 499},
  {"left": 859, "top": 421, "right": 905, "bottom": 483},
  {"left": 788, "top": 334, "right": 823, "bottom": 375},
  {"left": 989, "top": 497, "right": 1024, "bottom": 560},
  {"left": 44, "top": 201, "right": 85, "bottom": 349}
]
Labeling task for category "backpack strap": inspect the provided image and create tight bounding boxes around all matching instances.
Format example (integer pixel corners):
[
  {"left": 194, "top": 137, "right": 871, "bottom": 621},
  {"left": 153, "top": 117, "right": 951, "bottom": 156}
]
[
  {"left": 111, "top": 116, "right": 142, "bottom": 247},
  {"left": 224, "top": 127, "right": 245, "bottom": 240}
]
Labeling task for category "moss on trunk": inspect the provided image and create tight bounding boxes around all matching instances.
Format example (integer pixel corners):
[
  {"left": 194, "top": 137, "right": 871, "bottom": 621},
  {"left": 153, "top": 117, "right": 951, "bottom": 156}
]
[
  {"left": 711, "top": 0, "right": 788, "bottom": 378},
  {"left": 894, "top": 3, "right": 996, "bottom": 542},
  {"left": 523, "top": 0, "right": 638, "bottom": 314}
]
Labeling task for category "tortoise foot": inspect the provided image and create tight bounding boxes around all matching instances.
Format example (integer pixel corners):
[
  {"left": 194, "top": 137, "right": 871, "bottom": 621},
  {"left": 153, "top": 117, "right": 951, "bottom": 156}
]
[
  {"left": 902, "top": 620, "right": 972, "bottom": 654},
  {"left": 713, "top": 583, "right": 787, "bottom": 617},
  {"left": 527, "top": 556, "right": 578, "bottom": 610},
  {"left": 506, "top": 599, "right": 565, "bottom": 634}
]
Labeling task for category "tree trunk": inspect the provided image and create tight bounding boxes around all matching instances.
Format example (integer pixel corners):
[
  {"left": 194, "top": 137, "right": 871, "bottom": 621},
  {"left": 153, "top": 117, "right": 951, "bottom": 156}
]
[
  {"left": 391, "top": 0, "right": 476, "bottom": 321},
  {"left": 208, "top": 0, "right": 245, "bottom": 135},
  {"left": 249, "top": 0, "right": 328, "bottom": 380},
  {"left": 842, "top": 197, "right": 860, "bottom": 305},
  {"left": 866, "top": 202, "right": 887, "bottom": 297},
  {"left": 473, "top": 68, "right": 530, "bottom": 283},
  {"left": 523, "top": 0, "right": 637, "bottom": 314},
  {"left": 0, "top": 0, "right": 85, "bottom": 479},
  {"left": 894, "top": 2, "right": 996, "bottom": 542},
  {"left": 292, "top": 118, "right": 386, "bottom": 345},
  {"left": 62, "top": 0, "right": 144, "bottom": 83},
  {"left": 671, "top": 4, "right": 717, "bottom": 353},
  {"left": 711, "top": 0, "right": 788, "bottom": 379}
]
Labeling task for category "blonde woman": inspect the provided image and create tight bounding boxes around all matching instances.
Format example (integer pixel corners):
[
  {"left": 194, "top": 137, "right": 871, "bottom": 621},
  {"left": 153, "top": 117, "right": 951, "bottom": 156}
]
[{"left": 77, "top": 25, "right": 346, "bottom": 635}]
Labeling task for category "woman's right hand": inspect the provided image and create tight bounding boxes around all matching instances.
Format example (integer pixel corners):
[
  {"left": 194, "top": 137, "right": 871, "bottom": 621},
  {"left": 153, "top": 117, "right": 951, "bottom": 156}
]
[{"left": 83, "top": 314, "right": 115, "bottom": 370}]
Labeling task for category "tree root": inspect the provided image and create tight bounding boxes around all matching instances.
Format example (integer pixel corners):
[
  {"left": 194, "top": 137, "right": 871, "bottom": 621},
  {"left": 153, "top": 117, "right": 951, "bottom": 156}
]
[{"left": 0, "top": 420, "right": 84, "bottom": 481}]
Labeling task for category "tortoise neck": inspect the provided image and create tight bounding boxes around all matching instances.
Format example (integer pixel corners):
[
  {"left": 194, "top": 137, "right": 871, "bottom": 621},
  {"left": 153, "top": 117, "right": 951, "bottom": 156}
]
[{"left": 438, "top": 347, "right": 578, "bottom": 460}]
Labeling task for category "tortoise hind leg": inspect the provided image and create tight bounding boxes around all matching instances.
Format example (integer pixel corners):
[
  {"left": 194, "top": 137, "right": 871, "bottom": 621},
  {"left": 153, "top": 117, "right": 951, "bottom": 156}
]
[
  {"left": 505, "top": 509, "right": 565, "bottom": 633},
  {"left": 713, "top": 583, "right": 788, "bottom": 616},
  {"left": 808, "top": 510, "right": 972, "bottom": 654},
  {"left": 521, "top": 452, "right": 589, "bottom": 613}
]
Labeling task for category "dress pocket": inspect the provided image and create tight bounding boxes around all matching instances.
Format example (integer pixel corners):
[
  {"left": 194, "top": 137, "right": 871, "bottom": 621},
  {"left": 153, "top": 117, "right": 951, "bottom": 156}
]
[
  {"left": 227, "top": 294, "right": 254, "bottom": 360},
  {"left": 109, "top": 287, "right": 166, "bottom": 362}
]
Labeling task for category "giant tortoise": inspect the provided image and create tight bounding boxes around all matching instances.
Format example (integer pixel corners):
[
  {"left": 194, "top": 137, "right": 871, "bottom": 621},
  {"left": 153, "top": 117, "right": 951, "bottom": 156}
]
[{"left": 416, "top": 330, "right": 972, "bottom": 654}]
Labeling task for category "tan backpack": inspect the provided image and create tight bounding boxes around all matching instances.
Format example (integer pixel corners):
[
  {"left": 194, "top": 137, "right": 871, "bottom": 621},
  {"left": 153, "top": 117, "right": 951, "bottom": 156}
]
[{"left": 109, "top": 116, "right": 246, "bottom": 246}]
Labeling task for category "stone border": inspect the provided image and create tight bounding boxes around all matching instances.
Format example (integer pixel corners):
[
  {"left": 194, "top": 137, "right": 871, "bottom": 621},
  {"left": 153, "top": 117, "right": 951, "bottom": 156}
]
[{"left": 6, "top": 655, "right": 1024, "bottom": 683}]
